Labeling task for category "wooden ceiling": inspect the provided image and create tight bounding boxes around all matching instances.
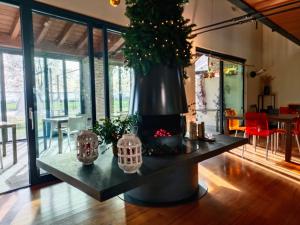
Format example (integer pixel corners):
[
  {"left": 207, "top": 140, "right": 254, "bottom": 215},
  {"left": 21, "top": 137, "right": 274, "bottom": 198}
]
[
  {"left": 242, "top": 0, "right": 300, "bottom": 44},
  {"left": 0, "top": 3, "right": 124, "bottom": 60}
]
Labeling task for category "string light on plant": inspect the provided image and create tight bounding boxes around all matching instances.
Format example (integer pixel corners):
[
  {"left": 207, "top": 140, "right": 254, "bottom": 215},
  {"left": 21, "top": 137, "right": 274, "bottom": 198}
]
[{"left": 123, "top": 0, "right": 195, "bottom": 77}]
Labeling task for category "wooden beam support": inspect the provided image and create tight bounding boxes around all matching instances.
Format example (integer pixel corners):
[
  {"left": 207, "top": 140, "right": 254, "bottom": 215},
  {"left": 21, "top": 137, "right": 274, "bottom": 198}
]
[
  {"left": 76, "top": 32, "right": 88, "bottom": 50},
  {"left": 10, "top": 14, "right": 20, "bottom": 40},
  {"left": 0, "top": 33, "right": 21, "bottom": 49},
  {"left": 36, "top": 18, "right": 53, "bottom": 45},
  {"left": 57, "top": 23, "right": 75, "bottom": 47},
  {"left": 108, "top": 37, "right": 124, "bottom": 53}
]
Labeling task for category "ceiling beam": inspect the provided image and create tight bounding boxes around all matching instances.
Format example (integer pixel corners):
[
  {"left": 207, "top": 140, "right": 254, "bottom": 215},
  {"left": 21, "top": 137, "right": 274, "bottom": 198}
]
[
  {"left": 76, "top": 32, "right": 88, "bottom": 50},
  {"left": 251, "top": 0, "right": 294, "bottom": 10},
  {"left": 36, "top": 18, "right": 53, "bottom": 45},
  {"left": 228, "top": 0, "right": 300, "bottom": 45},
  {"left": 57, "top": 23, "right": 75, "bottom": 47},
  {"left": 10, "top": 14, "right": 20, "bottom": 40},
  {"left": 0, "top": 33, "right": 21, "bottom": 49},
  {"left": 108, "top": 37, "right": 124, "bottom": 53}
]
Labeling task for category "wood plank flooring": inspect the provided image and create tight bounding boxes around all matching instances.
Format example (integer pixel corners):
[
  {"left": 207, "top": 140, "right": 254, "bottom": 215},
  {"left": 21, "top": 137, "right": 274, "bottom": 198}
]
[
  {"left": 1, "top": 148, "right": 300, "bottom": 225},
  {"left": 0, "top": 137, "right": 76, "bottom": 193}
]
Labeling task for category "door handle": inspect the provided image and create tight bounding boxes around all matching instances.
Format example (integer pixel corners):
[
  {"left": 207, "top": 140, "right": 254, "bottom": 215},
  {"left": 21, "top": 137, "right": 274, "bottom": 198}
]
[{"left": 29, "top": 107, "right": 34, "bottom": 130}]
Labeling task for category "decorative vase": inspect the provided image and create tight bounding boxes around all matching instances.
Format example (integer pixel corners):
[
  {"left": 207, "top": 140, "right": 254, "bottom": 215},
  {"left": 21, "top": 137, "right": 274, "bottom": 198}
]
[
  {"left": 117, "top": 134, "right": 142, "bottom": 174},
  {"left": 77, "top": 131, "right": 99, "bottom": 165},
  {"left": 264, "top": 85, "right": 271, "bottom": 95}
]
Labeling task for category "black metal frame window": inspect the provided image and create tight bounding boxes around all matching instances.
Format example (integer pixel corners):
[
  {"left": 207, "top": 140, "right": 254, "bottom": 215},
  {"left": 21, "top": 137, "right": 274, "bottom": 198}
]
[
  {"left": 38, "top": 56, "right": 84, "bottom": 118},
  {"left": 196, "top": 47, "right": 246, "bottom": 133},
  {"left": 0, "top": 0, "right": 127, "bottom": 186}
]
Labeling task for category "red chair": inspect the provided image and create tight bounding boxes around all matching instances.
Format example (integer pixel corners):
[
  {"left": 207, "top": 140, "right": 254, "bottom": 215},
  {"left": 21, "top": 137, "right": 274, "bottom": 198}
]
[
  {"left": 294, "top": 119, "right": 300, "bottom": 152},
  {"left": 243, "top": 112, "right": 275, "bottom": 159},
  {"left": 244, "top": 112, "right": 260, "bottom": 137},
  {"left": 242, "top": 112, "right": 260, "bottom": 157},
  {"left": 279, "top": 107, "right": 290, "bottom": 114},
  {"left": 274, "top": 117, "right": 300, "bottom": 154},
  {"left": 253, "top": 113, "right": 275, "bottom": 159},
  {"left": 274, "top": 107, "right": 299, "bottom": 152}
]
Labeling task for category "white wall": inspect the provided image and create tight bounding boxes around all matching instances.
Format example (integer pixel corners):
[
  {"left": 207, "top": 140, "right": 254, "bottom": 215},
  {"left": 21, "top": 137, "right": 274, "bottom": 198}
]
[
  {"left": 36, "top": 0, "right": 128, "bottom": 25},
  {"left": 37, "top": 0, "right": 263, "bottom": 113},
  {"left": 262, "top": 26, "right": 300, "bottom": 107},
  {"left": 184, "top": 0, "right": 262, "bottom": 113}
]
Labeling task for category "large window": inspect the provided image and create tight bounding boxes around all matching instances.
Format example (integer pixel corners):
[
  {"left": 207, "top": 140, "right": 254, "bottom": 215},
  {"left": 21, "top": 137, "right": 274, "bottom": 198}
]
[
  {"left": 66, "top": 60, "right": 82, "bottom": 116},
  {"left": 108, "top": 31, "right": 133, "bottom": 117},
  {"left": 0, "top": 2, "right": 29, "bottom": 193},
  {"left": 0, "top": 0, "right": 132, "bottom": 186},
  {"left": 32, "top": 12, "right": 92, "bottom": 170}
]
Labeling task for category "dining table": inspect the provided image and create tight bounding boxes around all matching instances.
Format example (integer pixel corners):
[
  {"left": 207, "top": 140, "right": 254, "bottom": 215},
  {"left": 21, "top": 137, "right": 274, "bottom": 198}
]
[{"left": 225, "top": 113, "right": 299, "bottom": 162}]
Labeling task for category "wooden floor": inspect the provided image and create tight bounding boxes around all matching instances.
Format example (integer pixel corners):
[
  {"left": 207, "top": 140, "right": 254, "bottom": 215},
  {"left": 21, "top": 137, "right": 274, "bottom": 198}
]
[
  {"left": 0, "top": 141, "right": 29, "bottom": 193},
  {"left": 0, "top": 137, "right": 75, "bottom": 193},
  {"left": 1, "top": 148, "right": 300, "bottom": 225}
]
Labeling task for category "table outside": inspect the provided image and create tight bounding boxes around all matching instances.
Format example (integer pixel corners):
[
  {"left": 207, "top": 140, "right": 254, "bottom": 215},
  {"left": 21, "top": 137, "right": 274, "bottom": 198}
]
[
  {"left": 43, "top": 117, "right": 69, "bottom": 154},
  {"left": 225, "top": 114, "right": 299, "bottom": 162},
  {"left": 0, "top": 122, "right": 17, "bottom": 165}
]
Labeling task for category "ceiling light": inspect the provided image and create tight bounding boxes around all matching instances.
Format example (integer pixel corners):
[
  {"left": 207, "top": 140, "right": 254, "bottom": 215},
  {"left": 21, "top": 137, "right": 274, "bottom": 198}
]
[{"left": 110, "top": 0, "right": 120, "bottom": 7}]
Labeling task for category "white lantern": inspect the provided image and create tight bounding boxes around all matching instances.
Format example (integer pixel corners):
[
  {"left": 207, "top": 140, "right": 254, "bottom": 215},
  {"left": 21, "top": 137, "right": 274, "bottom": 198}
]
[
  {"left": 77, "top": 130, "right": 99, "bottom": 165},
  {"left": 117, "top": 134, "right": 142, "bottom": 174}
]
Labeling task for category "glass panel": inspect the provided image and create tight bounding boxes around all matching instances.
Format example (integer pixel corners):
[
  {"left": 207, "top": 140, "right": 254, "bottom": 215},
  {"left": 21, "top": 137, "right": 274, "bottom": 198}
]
[
  {"left": 34, "top": 57, "right": 46, "bottom": 137},
  {"left": 32, "top": 12, "right": 92, "bottom": 175},
  {"left": 107, "top": 30, "right": 133, "bottom": 118},
  {"left": 0, "top": 3, "right": 29, "bottom": 193},
  {"left": 195, "top": 55, "right": 221, "bottom": 134},
  {"left": 93, "top": 28, "right": 105, "bottom": 120},
  {"left": 3, "top": 53, "right": 26, "bottom": 140},
  {"left": 66, "top": 60, "right": 81, "bottom": 116},
  {"left": 223, "top": 61, "right": 243, "bottom": 116},
  {"left": 47, "top": 58, "right": 65, "bottom": 117}
]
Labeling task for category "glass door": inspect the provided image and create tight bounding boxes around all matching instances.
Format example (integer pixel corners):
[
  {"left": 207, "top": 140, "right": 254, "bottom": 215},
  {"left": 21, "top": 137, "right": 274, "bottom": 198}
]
[
  {"left": 31, "top": 12, "right": 92, "bottom": 177},
  {"left": 194, "top": 51, "right": 245, "bottom": 135},
  {"left": 195, "top": 55, "right": 221, "bottom": 134},
  {"left": 0, "top": 3, "right": 29, "bottom": 193},
  {"left": 223, "top": 61, "right": 244, "bottom": 115}
]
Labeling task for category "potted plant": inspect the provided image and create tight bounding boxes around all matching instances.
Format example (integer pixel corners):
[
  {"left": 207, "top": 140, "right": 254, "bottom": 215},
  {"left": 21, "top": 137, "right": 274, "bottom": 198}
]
[{"left": 93, "top": 115, "right": 137, "bottom": 156}]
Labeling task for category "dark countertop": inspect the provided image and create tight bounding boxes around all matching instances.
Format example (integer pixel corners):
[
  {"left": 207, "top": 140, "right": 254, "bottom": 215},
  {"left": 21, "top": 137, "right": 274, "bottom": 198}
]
[{"left": 37, "top": 135, "right": 247, "bottom": 201}]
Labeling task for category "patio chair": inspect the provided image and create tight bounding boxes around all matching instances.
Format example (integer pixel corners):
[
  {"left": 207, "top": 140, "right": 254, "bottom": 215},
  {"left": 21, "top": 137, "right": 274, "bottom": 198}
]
[{"left": 62, "top": 116, "right": 87, "bottom": 150}]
